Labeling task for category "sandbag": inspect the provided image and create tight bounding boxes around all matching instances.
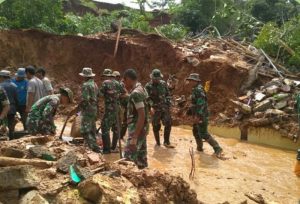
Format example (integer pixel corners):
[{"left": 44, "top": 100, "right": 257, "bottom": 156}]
[{"left": 70, "top": 116, "right": 82, "bottom": 138}]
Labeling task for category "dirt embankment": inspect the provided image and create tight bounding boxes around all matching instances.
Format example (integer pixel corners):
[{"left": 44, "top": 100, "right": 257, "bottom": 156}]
[{"left": 0, "top": 29, "right": 248, "bottom": 119}]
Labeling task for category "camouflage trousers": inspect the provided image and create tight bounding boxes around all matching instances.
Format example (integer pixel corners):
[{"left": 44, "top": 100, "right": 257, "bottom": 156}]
[
  {"left": 80, "top": 114, "right": 99, "bottom": 151},
  {"left": 192, "top": 118, "right": 222, "bottom": 153},
  {"left": 124, "top": 123, "right": 148, "bottom": 169},
  {"left": 152, "top": 108, "right": 172, "bottom": 144},
  {"left": 101, "top": 112, "right": 119, "bottom": 152},
  {"left": 27, "top": 115, "right": 56, "bottom": 135}
]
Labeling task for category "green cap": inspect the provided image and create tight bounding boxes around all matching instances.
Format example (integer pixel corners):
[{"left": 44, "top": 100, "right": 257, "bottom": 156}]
[
  {"left": 102, "top": 69, "right": 113, "bottom": 77},
  {"left": 150, "top": 69, "right": 163, "bottom": 80},
  {"left": 60, "top": 87, "right": 74, "bottom": 103},
  {"left": 186, "top": 73, "right": 201, "bottom": 82}
]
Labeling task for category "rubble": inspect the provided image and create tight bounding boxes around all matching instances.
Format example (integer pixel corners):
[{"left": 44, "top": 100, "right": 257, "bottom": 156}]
[
  {"left": 19, "top": 190, "right": 49, "bottom": 204},
  {"left": 57, "top": 151, "right": 78, "bottom": 173}
]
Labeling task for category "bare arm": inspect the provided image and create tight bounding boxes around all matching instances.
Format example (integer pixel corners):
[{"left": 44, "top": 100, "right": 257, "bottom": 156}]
[
  {"left": 26, "top": 92, "right": 34, "bottom": 112},
  {"left": 0, "top": 104, "right": 10, "bottom": 120}
]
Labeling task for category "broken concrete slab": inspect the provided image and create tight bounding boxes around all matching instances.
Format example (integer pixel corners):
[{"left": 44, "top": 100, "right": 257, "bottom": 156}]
[
  {"left": 265, "top": 109, "right": 286, "bottom": 116},
  {"left": 0, "top": 190, "right": 19, "bottom": 204},
  {"left": 253, "top": 99, "right": 272, "bottom": 112},
  {"left": 0, "top": 165, "right": 39, "bottom": 190},
  {"left": 284, "top": 78, "right": 294, "bottom": 86},
  {"left": 57, "top": 151, "right": 78, "bottom": 173},
  {"left": 1, "top": 147, "right": 25, "bottom": 158},
  {"left": 230, "top": 100, "right": 252, "bottom": 114},
  {"left": 272, "top": 93, "right": 289, "bottom": 101},
  {"left": 19, "top": 190, "right": 49, "bottom": 204}
]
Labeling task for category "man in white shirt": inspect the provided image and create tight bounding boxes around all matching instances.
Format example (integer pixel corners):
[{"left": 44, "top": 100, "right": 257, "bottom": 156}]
[
  {"left": 36, "top": 67, "right": 54, "bottom": 96},
  {"left": 25, "top": 66, "right": 45, "bottom": 113}
]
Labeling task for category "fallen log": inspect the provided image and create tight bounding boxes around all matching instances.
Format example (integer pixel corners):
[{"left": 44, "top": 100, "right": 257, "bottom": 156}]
[{"left": 0, "top": 156, "right": 56, "bottom": 169}]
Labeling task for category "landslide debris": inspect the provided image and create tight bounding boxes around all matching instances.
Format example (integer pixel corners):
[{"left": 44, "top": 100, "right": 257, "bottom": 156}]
[{"left": 0, "top": 136, "right": 200, "bottom": 204}]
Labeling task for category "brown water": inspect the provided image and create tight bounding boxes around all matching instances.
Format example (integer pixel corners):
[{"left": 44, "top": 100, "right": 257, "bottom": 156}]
[{"left": 56, "top": 120, "right": 300, "bottom": 203}]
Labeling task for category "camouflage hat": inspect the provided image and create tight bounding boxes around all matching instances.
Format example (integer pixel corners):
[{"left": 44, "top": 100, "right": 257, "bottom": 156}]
[
  {"left": 150, "top": 69, "right": 163, "bottom": 79},
  {"left": 112, "top": 71, "right": 121, "bottom": 77},
  {"left": 102, "top": 68, "right": 113, "bottom": 77},
  {"left": 60, "top": 87, "right": 74, "bottom": 103},
  {"left": 186, "top": 73, "right": 201, "bottom": 82},
  {"left": 79, "top": 67, "right": 95, "bottom": 77}
]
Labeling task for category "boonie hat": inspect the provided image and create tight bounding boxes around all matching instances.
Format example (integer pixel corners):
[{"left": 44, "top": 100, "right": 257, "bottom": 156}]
[
  {"left": 150, "top": 69, "right": 163, "bottom": 80},
  {"left": 102, "top": 69, "right": 113, "bottom": 77},
  {"left": 186, "top": 73, "right": 201, "bottom": 82},
  {"left": 15, "top": 68, "right": 26, "bottom": 78},
  {"left": 79, "top": 67, "right": 95, "bottom": 77},
  {"left": 0, "top": 70, "right": 11, "bottom": 78},
  {"left": 60, "top": 87, "right": 74, "bottom": 103}
]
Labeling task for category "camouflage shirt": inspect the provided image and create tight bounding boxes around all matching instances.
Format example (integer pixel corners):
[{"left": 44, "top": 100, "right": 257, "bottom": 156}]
[
  {"left": 191, "top": 84, "right": 209, "bottom": 119},
  {"left": 81, "top": 79, "right": 99, "bottom": 117},
  {"left": 145, "top": 80, "right": 171, "bottom": 109},
  {"left": 127, "top": 82, "right": 149, "bottom": 127},
  {"left": 0, "top": 87, "right": 9, "bottom": 114}
]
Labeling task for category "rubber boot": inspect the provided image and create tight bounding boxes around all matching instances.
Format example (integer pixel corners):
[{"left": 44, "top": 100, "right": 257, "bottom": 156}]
[
  {"left": 154, "top": 131, "right": 160, "bottom": 146},
  {"left": 196, "top": 138, "right": 203, "bottom": 152},
  {"left": 206, "top": 136, "right": 222, "bottom": 154},
  {"left": 163, "top": 125, "right": 171, "bottom": 145}
]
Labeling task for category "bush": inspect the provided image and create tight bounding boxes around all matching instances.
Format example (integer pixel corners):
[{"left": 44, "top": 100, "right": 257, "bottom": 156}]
[{"left": 157, "top": 24, "right": 187, "bottom": 41}]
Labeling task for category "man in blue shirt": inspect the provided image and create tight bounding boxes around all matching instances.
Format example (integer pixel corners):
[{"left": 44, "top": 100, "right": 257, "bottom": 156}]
[
  {"left": 12, "top": 68, "right": 28, "bottom": 130},
  {"left": 0, "top": 70, "right": 18, "bottom": 140}
]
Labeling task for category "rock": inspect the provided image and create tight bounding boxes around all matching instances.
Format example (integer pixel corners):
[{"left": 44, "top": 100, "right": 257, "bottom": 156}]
[
  {"left": 87, "top": 152, "right": 100, "bottom": 165},
  {"left": 254, "top": 112, "right": 264, "bottom": 118},
  {"left": 284, "top": 78, "right": 294, "bottom": 86},
  {"left": 266, "top": 85, "right": 279, "bottom": 95},
  {"left": 30, "top": 136, "right": 53, "bottom": 145},
  {"left": 280, "top": 84, "right": 291, "bottom": 92},
  {"left": 274, "top": 100, "right": 288, "bottom": 109},
  {"left": 55, "top": 188, "right": 88, "bottom": 204},
  {"left": 78, "top": 174, "right": 140, "bottom": 204},
  {"left": 19, "top": 190, "right": 49, "bottom": 204},
  {"left": 0, "top": 190, "right": 19, "bottom": 204},
  {"left": 0, "top": 165, "right": 39, "bottom": 190},
  {"left": 253, "top": 99, "right": 272, "bottom": 112},
  {"left": 186, "top": 56, "right": 200, "bottom": 67},
  {"left": 73, "top": 165, "right": 93, "bottom": 180},
  {"left": 57, "top": 151, "right": 78, "bottom": 173},
  {"left": 272, "top": 124, "right": 280, "bottom": 130},
  {"left": 1, "top": 147, "right": 25, "bottom": 158},
  {"left": 29, "top": 146, "right": 56, "bottom": 161},
  {"left": 254, "top": 92, "right": 266, "bottom": 102}
]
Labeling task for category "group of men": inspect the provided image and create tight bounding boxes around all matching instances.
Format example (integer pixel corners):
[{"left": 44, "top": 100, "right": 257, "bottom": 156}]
[
  {"left": 78, "top": 67, "right": 223, "bottom": 169},
  {"left": 0, "top": 65, "right": 223, "bottom": 169},
  {"left": 0, "top": 66, "right": 66, "bottom": 139}
]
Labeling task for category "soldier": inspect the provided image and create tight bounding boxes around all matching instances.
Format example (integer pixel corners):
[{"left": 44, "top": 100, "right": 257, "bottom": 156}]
[
  {"left": 79, "top": 67, "right": 101, "bottom": 153},
  {"left": 123, "top": 69, "right": 149, "bottom": 169},
  {"left": 185, "top": 73, "right": 223, "bottom": 157},
  {"left": 27, "top": 87, "right": 73, "bottom": 135},
  {"left": 100, "top": 69, "right": 120, "bottom": 154},
  {"left": 112, "top": 71, "right": 128, "bottom": 140},
  {"left": 145, "top": 69, "right": 173, "bottom": 147}
]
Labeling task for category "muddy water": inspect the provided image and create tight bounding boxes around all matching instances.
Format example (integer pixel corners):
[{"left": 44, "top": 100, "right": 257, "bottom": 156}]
[{"left": 56, "top": 120, "right": 299, "bottom": 203}]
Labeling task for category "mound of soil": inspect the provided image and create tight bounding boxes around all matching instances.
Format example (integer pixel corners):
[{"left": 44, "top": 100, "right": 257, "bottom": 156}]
[{"left": 0, "top": 29, "right": 248, "bottom": 120}]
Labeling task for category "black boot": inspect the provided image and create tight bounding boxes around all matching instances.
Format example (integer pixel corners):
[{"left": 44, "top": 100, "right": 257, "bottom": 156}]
[
  {"left": 154, "top": 131, "right": 160, "bottom": 146},
  {"left": 206, "top": 136, "right": 222, "bottom": 154},
  {"left": 196, "top": 138, "right": 203, "bottom": 152},
  {"left": 163, "top": 125, "right": 171, "bottom": 145}
]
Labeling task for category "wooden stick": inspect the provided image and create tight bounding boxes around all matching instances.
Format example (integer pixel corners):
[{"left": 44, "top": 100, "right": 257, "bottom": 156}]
[
  {"left": 0, "top": 156, "right": 56, "bottom": 169},
  {"left": 113, "top": 18, "right": 122, "bottom": 58},
  {"left": 59, "top": 115, "right": 71, "bottom": 140},
  {"left": 189, "top": 147, "right": 195, "bottom": 180}
]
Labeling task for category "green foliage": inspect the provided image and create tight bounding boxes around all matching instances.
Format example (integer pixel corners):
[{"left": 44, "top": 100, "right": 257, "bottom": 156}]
[
  {"left": 254, "top": 17, "right": 300, "bottom": 71},
  {"left": 157, "top": 23, "right": 187, "bottom": 41},
  {"left": 0, "top": 0, "right": 63, "bottom": 30}
]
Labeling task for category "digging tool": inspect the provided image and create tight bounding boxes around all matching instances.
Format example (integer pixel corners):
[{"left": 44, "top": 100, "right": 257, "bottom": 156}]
[
  {"left": 59, "top": 106, "right": 78, "bottom": 140},
  {"left": 113, "top": 18, "right": 122, "bottom": 58}
]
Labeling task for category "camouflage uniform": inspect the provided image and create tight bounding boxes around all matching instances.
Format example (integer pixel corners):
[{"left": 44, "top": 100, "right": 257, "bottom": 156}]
[
  {"left": 100, "top": 79, "right": 124, "bottom": 152},
  {"left": 80, "top": 79, "right": 100, "bottom": 152},
  {"left": 191, "top": 84, "right": 222, "bottom": 153},
  {"left": 119, "top": 81, "right": 129, "bottom": 139},
  {"left": 124, "top": 82, "right": 149, "bottom": 169},
  {"left": 145, "top": 80, "right": 172, "bottom": 145},
  {"left": 27, "top": 94, "right": 60, "bottom": 135},
  {"left": 0, "top": 87, "right": 9, "bottom": 128}
]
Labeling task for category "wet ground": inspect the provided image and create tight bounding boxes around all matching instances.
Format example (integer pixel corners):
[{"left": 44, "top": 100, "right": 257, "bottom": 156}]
[{"left": 56, "top": 120, "right": 300, "bottom": 203}]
